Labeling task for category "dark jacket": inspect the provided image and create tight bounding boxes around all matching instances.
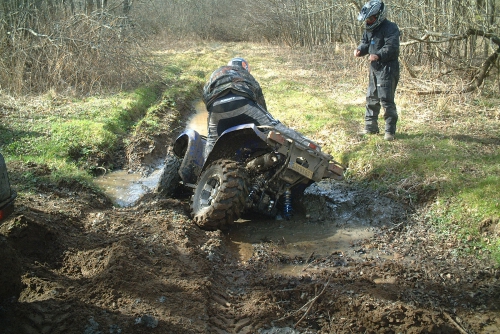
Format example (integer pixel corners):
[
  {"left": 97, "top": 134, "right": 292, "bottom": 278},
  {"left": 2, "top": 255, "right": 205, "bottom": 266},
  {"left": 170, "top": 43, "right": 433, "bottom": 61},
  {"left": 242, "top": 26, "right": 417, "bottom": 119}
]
[
  {"left": 357, "top": 19, "right": 400, "bottom": 79},
  {"left": 203, "top": 66, "right": 267, "bottom": 110}
]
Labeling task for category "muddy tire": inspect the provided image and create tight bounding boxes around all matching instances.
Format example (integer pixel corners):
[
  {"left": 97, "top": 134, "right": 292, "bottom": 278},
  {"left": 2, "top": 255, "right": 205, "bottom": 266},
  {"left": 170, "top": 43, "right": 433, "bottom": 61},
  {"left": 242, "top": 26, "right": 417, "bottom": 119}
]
[
  {"left": 191, "top": 160, "right": 248, "bottom": 231},
  {"left": 157, "top": 154, "right": 181, "bottom": 197}
]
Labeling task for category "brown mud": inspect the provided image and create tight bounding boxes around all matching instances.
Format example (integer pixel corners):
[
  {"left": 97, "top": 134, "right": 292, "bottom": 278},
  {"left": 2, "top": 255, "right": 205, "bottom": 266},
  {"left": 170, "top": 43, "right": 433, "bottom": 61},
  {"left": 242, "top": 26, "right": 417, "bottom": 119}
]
[{"left": 1, "top": 104, "right": 499, "bottom": 334}]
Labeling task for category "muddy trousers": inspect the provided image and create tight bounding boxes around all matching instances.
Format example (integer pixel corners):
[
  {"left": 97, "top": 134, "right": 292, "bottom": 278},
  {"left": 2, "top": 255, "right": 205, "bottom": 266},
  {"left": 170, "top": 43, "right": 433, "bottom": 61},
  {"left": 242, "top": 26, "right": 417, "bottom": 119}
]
[
  {"left": 365, "top": 71, "right": 399, "bottom": 135},
  {"left": 205, "top": 99, "right": 307, "bottom": 158}
]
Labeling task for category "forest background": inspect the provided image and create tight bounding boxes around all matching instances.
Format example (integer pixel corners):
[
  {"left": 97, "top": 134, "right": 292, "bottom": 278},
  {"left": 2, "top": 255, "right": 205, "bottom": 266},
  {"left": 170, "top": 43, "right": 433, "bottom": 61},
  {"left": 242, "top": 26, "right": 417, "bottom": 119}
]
[
  {"left": 1, "top": 0, "right": 499, "bottom": 263},
  {"left": 1, "top": 0, "right": 500, "bottom": 95}
]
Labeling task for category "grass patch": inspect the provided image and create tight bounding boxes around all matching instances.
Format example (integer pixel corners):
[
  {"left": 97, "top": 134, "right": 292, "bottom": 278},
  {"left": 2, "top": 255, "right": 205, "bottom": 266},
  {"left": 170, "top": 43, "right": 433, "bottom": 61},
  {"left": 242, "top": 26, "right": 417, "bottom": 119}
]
[
  {"left": 165, "top": 42, "right": 500, "bottom": 264},
  {"left": 1, "top": 41, "right": 499, "bottom": 264},
  {"left": 1, "top": 85, "right": 162, "bottom": 177}
]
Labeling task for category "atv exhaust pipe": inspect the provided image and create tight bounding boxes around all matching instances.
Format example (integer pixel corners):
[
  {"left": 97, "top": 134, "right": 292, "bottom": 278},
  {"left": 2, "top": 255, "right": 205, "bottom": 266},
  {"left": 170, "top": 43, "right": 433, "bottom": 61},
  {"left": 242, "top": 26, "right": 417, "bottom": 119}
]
[{"left": 246, "top": 152, "right": 280, "bottom": 172}]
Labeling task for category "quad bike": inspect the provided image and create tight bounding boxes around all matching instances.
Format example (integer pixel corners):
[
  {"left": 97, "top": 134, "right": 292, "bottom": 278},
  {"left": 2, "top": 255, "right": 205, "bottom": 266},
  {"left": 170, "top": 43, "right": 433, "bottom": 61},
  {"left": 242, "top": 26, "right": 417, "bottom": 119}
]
[
  {"left": 0, "top": 153, "right": 17, "bottom": 222},
  {"left": 158, "top": 123, "right": 344, "bottom": 230}
]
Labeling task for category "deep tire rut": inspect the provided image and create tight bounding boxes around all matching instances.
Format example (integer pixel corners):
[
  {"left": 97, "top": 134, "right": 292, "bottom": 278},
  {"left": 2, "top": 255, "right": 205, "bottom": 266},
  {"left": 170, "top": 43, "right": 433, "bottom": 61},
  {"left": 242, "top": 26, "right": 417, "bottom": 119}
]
[
  {"left": 8, "top": 302, "right": 74, "bottom": 334},
  {"left": 206, "top": 249, "right": 260, "bottom": 333}
]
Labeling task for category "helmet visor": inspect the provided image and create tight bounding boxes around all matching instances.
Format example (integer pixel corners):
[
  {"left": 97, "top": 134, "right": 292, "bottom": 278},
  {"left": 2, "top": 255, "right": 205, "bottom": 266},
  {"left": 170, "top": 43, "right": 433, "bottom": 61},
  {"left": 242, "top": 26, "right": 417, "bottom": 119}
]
[
  {"left": 357, "top": 6, "right": 369, "bottom": 21},
  {"left": 357, "top": 1, "right": 381, "bottom": 21}
]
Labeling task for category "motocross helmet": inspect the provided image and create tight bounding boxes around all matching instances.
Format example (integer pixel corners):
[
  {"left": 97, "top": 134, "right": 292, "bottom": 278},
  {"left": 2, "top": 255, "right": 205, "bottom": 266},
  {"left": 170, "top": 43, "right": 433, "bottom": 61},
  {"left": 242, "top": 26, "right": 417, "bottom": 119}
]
[
  {"left": 357, "top": 0, "right": 387, "bottom": 31},
  {"left": 228, "top": 57, "right": 250, "bottom": 72}
]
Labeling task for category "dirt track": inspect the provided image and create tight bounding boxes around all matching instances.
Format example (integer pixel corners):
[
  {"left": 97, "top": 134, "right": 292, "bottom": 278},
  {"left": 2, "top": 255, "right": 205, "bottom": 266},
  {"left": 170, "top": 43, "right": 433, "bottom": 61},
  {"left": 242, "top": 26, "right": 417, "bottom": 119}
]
[
  {"left": 1, "top": 84, "right": 500, "bottom": 333},
  {"left": 1, "top": 156, "right": 499, "bottom": 333}
]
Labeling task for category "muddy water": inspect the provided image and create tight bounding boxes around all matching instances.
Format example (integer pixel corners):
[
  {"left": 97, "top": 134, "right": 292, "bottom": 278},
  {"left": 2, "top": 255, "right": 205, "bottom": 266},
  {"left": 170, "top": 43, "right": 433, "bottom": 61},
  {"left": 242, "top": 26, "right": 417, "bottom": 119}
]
[
  {"left": 226, "top": 181, "right": 406, "bottom": 275},
  {"left": 94, "top": 168, "right": 163, "bottom": 207},
  {"left": 95, "top": 100, "right": 404, "bottom": 274},
  {"left": 227, "top": 216, "right": 376, "bottom": 261},
  {"left": 187, "top": 100, "right": 208, "bottom": 135},
  {"left": 94, "top": 100, "right": 208, "bottom": 207},
  {"left": 226, "top": 214, "right": 392, "bottom": 277}
]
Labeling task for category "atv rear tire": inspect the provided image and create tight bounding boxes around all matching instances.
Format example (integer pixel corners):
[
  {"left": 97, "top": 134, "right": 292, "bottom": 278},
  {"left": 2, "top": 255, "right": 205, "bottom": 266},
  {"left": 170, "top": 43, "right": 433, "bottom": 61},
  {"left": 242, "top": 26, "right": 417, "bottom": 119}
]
[
  {"left": 157, "top": 153, "right": 181, "bottom": 197},
  {"left": 191, "top": 160, "right": 248, "bottom": 231}
]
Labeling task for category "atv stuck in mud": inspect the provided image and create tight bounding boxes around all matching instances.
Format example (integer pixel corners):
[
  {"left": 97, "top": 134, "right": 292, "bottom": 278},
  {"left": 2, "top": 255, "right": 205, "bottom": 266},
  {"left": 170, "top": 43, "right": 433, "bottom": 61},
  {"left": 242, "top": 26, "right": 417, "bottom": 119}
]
[{"left": 157, "top": 123, "right": 344, "bottom": 230}]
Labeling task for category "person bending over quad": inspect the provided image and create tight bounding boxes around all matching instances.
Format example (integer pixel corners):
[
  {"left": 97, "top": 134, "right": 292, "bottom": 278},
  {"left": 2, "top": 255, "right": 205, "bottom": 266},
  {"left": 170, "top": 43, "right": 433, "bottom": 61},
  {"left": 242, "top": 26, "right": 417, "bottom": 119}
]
[{"left": 202, "top": 57, "right": 305, "bottom": 157}]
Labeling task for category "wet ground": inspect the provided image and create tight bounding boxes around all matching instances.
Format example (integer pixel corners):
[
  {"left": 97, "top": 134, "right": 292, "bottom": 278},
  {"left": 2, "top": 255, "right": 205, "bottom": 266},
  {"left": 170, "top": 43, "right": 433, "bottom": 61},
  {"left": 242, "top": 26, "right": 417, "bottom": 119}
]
[
  {"left": 94, "top": 174, "right": 395, "bottom": 277},
  {"left": 1, "top": 99, "right": 499, "bottom": 334},
  {"left": 94, "top": 99, "right": 208, "bottom": 207},
  {"left": 93, "top": 102, "right": 394, "bottom": 274}
]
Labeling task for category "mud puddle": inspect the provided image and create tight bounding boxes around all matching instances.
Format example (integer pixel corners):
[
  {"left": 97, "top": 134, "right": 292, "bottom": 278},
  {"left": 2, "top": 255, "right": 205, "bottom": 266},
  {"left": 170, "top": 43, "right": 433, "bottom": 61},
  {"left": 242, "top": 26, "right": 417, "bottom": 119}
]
[
  {"left": 94, "top": 100, "right": 207, "bottom": 206},
  {"left": 226, "top": 213, "right": 393, "bottom": 276},
  {"left": 225, "top": 181, "right": 408, "bottom": 275},
  {"left": 93, "top": 167, "right": 164, "bottom": 207},
  {"left": 227, "top": 216, "right": 379, "bottom": 257},
  {"left": 188, "top": 99, "right": 208, "bottom": 135},
  {"left": 95, "top": 100, "right": 407, "bottom": 276}
]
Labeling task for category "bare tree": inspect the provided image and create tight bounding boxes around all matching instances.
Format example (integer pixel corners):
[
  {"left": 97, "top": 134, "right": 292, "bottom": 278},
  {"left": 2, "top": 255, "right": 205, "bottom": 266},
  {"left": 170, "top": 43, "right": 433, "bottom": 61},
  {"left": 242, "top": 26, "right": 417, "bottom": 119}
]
[
  {"left": 246, "top": 0, "right": 499, "bottom": 92},
  {"left": 0, "top": 0, "right": 155, "bottom": 95},
  {"left": 1, "top": 0, "right": 499, "bottom": 95}
]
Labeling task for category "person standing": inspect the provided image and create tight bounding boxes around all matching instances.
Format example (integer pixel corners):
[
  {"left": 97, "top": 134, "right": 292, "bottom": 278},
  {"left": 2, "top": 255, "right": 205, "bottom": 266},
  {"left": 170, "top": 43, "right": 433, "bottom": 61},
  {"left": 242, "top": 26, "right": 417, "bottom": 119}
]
[{"left": 354, "top": 0, "right": 400, "bottom": 141}]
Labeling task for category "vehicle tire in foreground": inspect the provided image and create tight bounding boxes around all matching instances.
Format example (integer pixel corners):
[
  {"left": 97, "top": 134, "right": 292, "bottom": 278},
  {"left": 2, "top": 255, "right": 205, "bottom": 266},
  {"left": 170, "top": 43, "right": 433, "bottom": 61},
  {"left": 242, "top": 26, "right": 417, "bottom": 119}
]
[
  {"left": 157, "top": 154, "right": 181, "bottom": 197},
  {"left": 191, "top": 160, "right": 248, "bottom": 231}
]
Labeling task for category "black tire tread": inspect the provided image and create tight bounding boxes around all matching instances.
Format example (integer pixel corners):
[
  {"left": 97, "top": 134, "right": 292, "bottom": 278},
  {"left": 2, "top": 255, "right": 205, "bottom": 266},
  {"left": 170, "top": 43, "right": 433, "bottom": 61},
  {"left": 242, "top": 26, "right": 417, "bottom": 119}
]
[
  {"left": 157, "top": 154, "right": 181, "bottom": 197},
  {"left": 191, "top": 160, "right": 247, "bottom": 230}
]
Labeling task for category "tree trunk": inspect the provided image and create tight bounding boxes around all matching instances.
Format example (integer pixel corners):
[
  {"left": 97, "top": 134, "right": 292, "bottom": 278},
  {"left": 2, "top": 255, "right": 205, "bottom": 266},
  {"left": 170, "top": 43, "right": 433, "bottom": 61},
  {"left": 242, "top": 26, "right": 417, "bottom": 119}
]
[
  {"left": 123, "top": 0, "right": 131, "bottom": 15},
  {"left": 86, "top": 0, "right": 94, "bottom": 14}
]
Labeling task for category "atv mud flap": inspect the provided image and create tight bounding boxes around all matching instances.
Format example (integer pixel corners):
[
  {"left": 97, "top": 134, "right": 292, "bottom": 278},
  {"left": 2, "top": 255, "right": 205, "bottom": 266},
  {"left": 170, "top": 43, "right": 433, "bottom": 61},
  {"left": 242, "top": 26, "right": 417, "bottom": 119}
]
[{"left": 173, "top": 129, "right": 205, "bottom": 184}]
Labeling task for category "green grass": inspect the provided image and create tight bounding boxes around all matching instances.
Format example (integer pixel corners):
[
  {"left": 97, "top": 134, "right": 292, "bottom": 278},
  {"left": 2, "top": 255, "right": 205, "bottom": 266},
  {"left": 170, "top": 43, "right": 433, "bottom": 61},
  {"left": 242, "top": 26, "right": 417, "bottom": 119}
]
[
  {"left": 0, "top": 51, "right": 208, "bottom": 179},
  {"left": 178, "top": 43, "right": 499, "bottom": 264},
  {"left": 1, "top": 41, "right": 499, "bottom": 264},
  {"left": 0, "top": 86, "right": 162, "bottom": 176}
]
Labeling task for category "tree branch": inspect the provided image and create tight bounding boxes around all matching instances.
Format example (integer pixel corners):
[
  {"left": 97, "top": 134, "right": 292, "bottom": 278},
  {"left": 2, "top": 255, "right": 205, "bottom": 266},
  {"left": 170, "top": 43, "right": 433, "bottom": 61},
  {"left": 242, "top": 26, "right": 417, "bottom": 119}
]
[
  {"left": 401, "top": 28, "right": 500, "bottom": 94},
  {"left": 461, "top": 46, "right": 500, "bottom": 93},
  {"left": 16, "top": 28, "right": 53, "bottom": 42}
]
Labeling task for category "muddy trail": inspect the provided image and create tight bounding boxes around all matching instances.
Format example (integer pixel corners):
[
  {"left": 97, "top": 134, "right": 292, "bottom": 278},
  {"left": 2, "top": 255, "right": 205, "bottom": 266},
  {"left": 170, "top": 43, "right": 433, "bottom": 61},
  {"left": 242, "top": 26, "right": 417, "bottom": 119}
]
[{"left": 1, "top": 103, "right": 500, "bottom": 334}]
